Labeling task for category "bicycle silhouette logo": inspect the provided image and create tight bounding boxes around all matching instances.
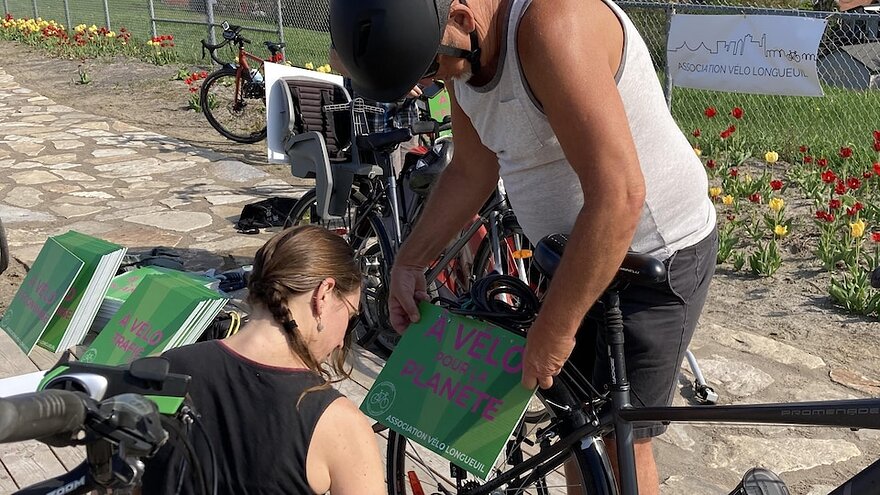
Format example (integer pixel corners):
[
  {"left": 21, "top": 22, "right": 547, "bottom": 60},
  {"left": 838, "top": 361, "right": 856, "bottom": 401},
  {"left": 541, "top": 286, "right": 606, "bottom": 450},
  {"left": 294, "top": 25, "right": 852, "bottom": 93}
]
[{"left": 366, "top": 381, "right": 396, "bottom": 416}]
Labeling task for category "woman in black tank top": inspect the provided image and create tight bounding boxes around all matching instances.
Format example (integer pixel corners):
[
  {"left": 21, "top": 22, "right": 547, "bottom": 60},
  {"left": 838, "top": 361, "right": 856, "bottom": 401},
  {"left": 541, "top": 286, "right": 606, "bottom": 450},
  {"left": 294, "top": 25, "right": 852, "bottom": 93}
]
[{"left": 141, "top": 226, "right": 385, "bottom": 495}]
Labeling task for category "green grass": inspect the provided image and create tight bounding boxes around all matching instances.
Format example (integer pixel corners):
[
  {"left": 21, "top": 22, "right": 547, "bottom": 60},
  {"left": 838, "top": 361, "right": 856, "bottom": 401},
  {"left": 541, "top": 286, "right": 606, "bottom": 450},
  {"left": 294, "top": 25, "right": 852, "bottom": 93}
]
[
  {"left": 672, "top": 84, "right": 880, "bottom": 164},
  {"left": 3, "top": 0, "right": 330, "bottom": 66}
]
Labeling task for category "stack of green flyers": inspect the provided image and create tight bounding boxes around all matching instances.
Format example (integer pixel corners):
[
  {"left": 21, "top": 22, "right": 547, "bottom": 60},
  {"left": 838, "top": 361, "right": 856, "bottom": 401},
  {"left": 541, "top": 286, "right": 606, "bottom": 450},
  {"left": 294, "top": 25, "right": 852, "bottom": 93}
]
[
  {"left": 0, "top": 231, "right": 126, "bottom": 354},
  {"left": 37, "top": 231, "right": 127, "bottom": 352},
  {"left": 80, "top": 274, "right": 228, "bottom": 366},
  {"left": 1, "top": 237, "right": 84, "bottom": 354},
  {"left": 90, "top": 267, "right": 218, "bottom": 334}
]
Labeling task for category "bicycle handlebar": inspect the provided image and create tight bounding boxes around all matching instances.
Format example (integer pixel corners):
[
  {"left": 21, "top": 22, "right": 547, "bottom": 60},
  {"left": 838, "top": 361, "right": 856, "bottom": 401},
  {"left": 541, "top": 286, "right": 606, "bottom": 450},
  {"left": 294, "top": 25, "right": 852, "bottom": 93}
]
[{"left": 0, "top": 390, "right": 89, "bottom": 444}]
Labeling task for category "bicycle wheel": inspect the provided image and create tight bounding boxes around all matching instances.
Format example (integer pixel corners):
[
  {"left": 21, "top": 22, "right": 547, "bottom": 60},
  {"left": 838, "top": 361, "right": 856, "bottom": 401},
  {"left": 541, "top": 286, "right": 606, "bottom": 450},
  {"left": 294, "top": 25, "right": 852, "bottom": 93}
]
[
  {"left": 0, "top": 218, "right": 8, "bottom": 275},
  {"left": 349, "top": 213, "right": 399, "bottom": 358},
  {"left": 201, "top": 68, "right": 267, "bottom": 144},
  {"left": 282, "top": 188, "right": 359, "bottom": 235},
  {"left": 386, "top": 375, "right": 610, "bottom": 494}
]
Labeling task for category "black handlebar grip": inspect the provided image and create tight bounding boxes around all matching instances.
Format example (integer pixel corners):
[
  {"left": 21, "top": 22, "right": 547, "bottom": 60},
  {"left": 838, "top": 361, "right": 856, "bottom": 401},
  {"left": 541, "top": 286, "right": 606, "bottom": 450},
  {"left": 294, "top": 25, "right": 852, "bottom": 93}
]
[{"left": 0, "top": 390, "right": 88, "bottom": 444}]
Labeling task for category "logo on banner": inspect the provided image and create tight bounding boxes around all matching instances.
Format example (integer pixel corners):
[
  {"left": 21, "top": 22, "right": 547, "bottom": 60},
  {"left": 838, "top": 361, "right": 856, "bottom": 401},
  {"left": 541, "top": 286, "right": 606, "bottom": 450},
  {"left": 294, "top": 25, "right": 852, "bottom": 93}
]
[{"left": 667, "top": 15, "right": 827, "bottom": 97}]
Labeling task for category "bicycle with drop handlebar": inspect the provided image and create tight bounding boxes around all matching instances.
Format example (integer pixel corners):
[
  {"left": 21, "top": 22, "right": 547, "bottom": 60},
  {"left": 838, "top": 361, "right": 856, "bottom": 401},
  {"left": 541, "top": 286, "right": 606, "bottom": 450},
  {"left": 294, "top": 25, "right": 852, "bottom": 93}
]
[{"left": 199, "top": 21, "right": 285, "bottom": 144}]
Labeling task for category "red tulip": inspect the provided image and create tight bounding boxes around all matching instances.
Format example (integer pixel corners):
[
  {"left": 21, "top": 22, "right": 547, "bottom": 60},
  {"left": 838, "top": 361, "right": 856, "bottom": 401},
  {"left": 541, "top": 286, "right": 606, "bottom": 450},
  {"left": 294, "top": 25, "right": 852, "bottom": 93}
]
[
  {"left": 729, "top": 168, "right": 739, "bottom": 178},
  {"left": 770, "top": 179, "right": 783, "bottom": 190},
  {"left": 872, "top": 232, "right": 880, "bottom": 243},
  {"left": 706, "top": 159, "right": 716, "bottom": 169},
  {"left": 835, "top": 181, "right": 847, "bottom": 195},
  {"left": 839, "top": 147, "right": 853, "bottom": 159},
  {"left": 799, "top": 145, "right": 809, "bottom": 153},
  {"left": 692, "top": 129, "right": 701, "bottom": 138},
  {"left": 803, "top": 155, "right": 813, "bottom": 164},
  {"left": 748, "top": 193, "right": 762, "bottom": 203},
  {"left": 829, "top": 199, "right": 842, "bottom": 210},
  {"left": 873, "top": 162, "right": 880, "bottom": 176},
  {"left": 847, "top": 177, "right": 862, "bottom": 190},
  {"left": 704, "top": 107, "right": 717, "bottom": 118},
  {"left": 731, "top": 107, "right": 744, "bottom": 119},
  {"left": 821, "top": 170, "right": 837, "bottom": 183}
]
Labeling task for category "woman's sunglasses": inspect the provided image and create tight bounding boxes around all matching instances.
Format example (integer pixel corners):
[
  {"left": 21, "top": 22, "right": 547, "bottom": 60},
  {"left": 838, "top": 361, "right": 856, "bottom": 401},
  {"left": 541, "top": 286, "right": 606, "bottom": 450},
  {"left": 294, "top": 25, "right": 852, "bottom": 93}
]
[{"left": 340, "top": 296, "right": 360, "bottom": 335}]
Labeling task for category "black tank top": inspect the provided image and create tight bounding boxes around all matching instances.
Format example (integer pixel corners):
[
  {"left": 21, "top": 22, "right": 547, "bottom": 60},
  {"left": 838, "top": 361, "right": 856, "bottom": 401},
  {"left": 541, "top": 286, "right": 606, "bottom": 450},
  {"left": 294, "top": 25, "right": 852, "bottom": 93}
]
[{"left": 141, "top": 340, "right": 343, "bottom": 494}]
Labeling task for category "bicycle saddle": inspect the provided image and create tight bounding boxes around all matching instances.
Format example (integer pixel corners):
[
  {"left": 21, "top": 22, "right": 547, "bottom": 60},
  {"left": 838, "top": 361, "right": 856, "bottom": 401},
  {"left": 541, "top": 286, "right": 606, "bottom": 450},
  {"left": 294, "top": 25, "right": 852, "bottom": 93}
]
[
  {"left": 533, "top": 233, "right": 666, "bottom": 286},
  {"left": 356, "top": 128, "right": 413, "bottom": 151},
  {"left": 409, "top": 138, "right": 453, "bottom": 196}
]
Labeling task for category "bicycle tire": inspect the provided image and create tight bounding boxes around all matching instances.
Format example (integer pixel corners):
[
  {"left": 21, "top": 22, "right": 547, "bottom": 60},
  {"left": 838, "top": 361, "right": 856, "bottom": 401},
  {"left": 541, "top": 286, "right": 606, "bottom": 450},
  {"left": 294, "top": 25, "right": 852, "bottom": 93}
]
[
  {"left": 201, "top": 68, "right": 267, "bottom": 144},
  {"left": 0, "top": 218, "right": 8, "bottom": 275},
  {"left": 282, "top": 188, "right": 360, "bottom": 234},
  {"left": 385, "top": 372, "right": 611, "bottom": 495}
]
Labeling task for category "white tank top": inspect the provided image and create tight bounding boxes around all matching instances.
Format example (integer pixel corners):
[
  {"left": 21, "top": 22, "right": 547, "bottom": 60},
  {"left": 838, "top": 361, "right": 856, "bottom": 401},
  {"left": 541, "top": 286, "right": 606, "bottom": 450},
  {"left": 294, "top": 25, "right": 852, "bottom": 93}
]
[{"left": 454, "top": 0, "right": 716, "bottom": 259}]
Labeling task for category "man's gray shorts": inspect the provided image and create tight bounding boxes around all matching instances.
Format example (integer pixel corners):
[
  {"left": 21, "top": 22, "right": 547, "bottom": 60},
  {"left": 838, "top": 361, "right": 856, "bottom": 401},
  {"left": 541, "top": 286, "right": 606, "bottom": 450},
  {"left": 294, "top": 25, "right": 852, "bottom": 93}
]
[{"left": 569, "top": 228, "right": 718, "bottom": 438}]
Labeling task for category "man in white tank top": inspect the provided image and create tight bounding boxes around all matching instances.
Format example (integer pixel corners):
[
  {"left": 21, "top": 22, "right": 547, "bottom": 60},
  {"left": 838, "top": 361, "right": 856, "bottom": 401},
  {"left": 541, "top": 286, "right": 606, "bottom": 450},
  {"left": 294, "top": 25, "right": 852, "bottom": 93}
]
[{"left": 331, "top": 0, "right": 718, "bottom": 492}]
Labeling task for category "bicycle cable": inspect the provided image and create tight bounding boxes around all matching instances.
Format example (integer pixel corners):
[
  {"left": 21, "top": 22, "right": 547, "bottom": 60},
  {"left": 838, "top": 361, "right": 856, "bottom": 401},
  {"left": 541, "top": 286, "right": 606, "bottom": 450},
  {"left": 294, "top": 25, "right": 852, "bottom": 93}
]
[{"left": 442, "top": 274, "right": 540, "bottom": 332}]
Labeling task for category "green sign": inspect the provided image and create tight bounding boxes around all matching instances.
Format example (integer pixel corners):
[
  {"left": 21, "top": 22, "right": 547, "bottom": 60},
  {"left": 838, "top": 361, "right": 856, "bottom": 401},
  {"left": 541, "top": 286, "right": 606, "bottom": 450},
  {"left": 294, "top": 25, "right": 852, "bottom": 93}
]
[
  {"left": 81, "top": 275, "right": 226, "bottom": 366},
  {"left": 0, "top": 238, "right": 83, "bottom": 353},
  {"left": 361, "top": 302, "right": 534, "bottom": 479}
]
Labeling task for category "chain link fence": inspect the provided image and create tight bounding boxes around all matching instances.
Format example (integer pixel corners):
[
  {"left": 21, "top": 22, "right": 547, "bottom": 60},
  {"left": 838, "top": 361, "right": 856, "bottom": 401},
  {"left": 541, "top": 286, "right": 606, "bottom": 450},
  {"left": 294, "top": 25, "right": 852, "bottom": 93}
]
[
  {"left": 1, "top": 0, "right": 331, "bottom": 67},
  {"left": 622, "top": 1, "right": 880, "bottom": 158},
  {"left": 2, "top": 0, "right": 878, "bottom": 156}
]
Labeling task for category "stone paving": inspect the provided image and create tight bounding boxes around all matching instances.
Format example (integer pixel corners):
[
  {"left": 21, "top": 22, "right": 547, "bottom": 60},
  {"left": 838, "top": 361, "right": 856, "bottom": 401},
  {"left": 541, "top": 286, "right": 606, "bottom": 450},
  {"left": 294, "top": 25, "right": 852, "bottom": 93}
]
[
  {"left": 1, "top": 64, "right": 879, "bottom": 494},
  {"left": 0, "top": 66, "right": 310, "bottom": 269}
]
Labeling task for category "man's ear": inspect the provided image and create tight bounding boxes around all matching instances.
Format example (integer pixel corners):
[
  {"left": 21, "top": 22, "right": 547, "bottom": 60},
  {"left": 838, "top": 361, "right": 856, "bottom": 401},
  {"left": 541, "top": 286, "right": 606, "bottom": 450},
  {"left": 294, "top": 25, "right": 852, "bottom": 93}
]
[{"left": 448, "top": 2, "right": 477, "bottom": 35}]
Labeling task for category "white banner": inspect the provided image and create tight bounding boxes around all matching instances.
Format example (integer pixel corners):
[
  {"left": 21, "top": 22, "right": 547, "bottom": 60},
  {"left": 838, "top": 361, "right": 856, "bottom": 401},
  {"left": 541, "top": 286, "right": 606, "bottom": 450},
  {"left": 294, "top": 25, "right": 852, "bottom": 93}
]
[{"left": 667, "top": 15, "right": 827, "bottom": 97}]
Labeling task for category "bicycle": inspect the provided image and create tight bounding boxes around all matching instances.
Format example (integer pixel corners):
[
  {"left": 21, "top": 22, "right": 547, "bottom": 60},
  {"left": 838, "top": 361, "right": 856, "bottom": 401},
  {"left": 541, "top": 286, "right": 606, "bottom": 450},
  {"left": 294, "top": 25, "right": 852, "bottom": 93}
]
[
  {"left": 282, "top": 94, "right": 536, "bottom": 358},
  {"left": 199, "top": 21, "right": 285, "bottom": 144},
  {"left": 383, "top": 234, "right": 880, "bottom": 495},
  {"left": 0, "top": 357, "right": 214, "bottom": 495},
  {"left": 0, "top": 217, "right": 8, "bottom": 275}
]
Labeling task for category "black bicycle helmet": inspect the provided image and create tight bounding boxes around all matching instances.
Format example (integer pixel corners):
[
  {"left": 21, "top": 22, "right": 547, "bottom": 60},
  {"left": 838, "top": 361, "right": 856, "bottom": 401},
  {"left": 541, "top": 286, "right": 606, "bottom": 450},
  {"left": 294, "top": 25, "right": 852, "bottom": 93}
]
[{"left": 330, "top": 0, "right": 459, "bottom": 102}]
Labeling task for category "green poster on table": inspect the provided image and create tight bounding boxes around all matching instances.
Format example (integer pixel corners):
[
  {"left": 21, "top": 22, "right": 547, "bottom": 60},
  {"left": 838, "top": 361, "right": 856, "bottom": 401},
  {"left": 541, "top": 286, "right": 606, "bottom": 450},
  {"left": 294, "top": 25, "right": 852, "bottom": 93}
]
[
  {"left": 81, "top": 275, "right": 225, "bottom": 366},
  {"left": 38, "top": 231, "right": 126, "bottom": 352},
  {"left": 0, "top": 238, "right": 83, "bottom": 353},
  {"left": 361, "top": 302, "right": 534, "bottom": 479}
]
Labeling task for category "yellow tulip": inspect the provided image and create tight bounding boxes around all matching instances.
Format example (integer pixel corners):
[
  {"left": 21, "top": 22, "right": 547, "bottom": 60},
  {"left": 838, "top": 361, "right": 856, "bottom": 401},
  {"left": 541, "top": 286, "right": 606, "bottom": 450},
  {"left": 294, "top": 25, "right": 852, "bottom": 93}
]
[
  {"left": 774, "top": 225, "right": 788, "bottom": 237},
  {"left": 851, "top": 219, "right": 866, "bottom": 238},
  {"left": 709, "top": 187, "right": 722, "bottom": 198},
  {"left": 75, "top": 24, "right": 86, "bottom": 32},
  {"left": 769, "top": 198, "right": 785, "bottom": 212},
  {"left": 106, "top": 31, "right": 116, "bottom": 38},
  {"left": 765, "top": 151, "right": 779, "bottom": 164},
  {"left": 722, "top": 195, "right": 734, "bottom": 205},
  {"left": 694, "top": 147, "right": 702, "bottom": 157},
  {"left": 304, "top": 62, "right": 315, "bottom": 70}
]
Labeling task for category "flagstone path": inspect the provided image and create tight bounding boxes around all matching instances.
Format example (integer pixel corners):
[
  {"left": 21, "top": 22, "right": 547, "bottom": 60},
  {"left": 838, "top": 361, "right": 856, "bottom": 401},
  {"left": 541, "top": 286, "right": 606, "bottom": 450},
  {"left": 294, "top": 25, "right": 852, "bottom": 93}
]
[{"left": 1, "top": 63, "right": 878, "bottom": 495}]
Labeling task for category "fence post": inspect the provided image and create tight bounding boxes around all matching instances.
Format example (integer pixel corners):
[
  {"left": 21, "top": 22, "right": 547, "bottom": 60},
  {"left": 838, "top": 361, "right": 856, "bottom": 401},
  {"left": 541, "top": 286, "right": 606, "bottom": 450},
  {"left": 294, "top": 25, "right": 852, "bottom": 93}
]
[
  {"left": 63, "top": 0, "right": 72, "bottom": 30},
  {"left": 663, "top": 4, "right": 675, "bottom": 110},
  {"left": 3, "top": 0, "right": 10, "bottom": 16},
  {"left": 148, "top": 0, "right": 158, "bottom": 38},
  {"left": 276, "top": 0, "right": 285, "bottom": 54},
  {"left": 103, "top": 0, "right": 111, "bottom": 29},
  {"left": 31, "top": 0, "right": 37, "bottom": 18},
  {"left": 206, "top": 0, "right": 216, "bottom": 45}
]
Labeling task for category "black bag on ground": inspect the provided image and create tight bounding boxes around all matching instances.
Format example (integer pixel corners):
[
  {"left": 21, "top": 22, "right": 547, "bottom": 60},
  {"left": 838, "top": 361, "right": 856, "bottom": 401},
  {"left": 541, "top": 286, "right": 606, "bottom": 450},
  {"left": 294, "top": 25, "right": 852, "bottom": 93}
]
[{"left": 236, "top": 197, "right": 300, "bottom": 233}]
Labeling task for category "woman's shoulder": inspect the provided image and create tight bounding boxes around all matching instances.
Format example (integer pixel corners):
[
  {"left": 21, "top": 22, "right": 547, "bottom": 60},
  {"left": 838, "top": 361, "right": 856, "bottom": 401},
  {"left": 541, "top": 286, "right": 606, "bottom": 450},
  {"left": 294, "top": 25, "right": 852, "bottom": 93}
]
[{"left": 160, "top": 340, "right": 224, "bottom": 371}]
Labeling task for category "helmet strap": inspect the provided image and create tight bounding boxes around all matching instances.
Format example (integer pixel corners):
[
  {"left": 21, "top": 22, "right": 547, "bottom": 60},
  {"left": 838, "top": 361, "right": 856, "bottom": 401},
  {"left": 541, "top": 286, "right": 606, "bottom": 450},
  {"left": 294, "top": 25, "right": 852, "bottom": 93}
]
[{"left": 437, "top": 30, "right": 482, "bottom": 75}]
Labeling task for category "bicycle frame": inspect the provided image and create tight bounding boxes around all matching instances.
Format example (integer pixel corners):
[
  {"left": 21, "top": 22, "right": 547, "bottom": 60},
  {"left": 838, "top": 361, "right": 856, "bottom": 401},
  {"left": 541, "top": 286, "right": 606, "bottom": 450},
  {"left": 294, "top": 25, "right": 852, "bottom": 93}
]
[{"left": 458, "top": 288, "right": 880, "bottom": 495}]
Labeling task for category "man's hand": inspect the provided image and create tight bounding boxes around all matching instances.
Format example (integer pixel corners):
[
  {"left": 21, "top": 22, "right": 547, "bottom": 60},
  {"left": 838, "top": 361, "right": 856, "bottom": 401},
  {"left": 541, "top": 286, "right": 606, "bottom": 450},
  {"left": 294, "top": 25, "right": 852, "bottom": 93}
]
[
  {"left": 389, "top": 264, "right": 430, "bottom": 333},
  {"left": 521, "top": 322, "right": 577, "bottom": 390}
]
